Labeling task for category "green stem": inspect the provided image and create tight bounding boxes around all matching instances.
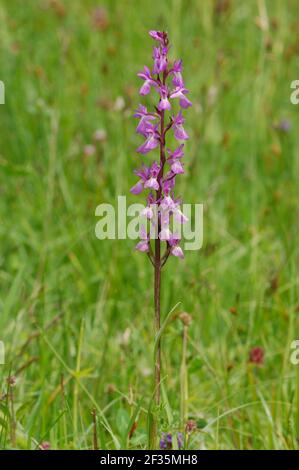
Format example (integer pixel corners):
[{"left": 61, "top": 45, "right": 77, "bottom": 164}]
[{"left": 180, "top": 325, "right": 188, "bottom": 425}]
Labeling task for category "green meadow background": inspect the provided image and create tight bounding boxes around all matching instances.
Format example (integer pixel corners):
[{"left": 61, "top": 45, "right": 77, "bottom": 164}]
[{"left": 0, "top": 0, "right": 299, "bottom": 450}]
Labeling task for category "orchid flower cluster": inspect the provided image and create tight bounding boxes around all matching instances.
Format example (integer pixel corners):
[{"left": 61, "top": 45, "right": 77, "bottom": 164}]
[{"left": 130, "top": 30, "right": 192, "bottom": 261}]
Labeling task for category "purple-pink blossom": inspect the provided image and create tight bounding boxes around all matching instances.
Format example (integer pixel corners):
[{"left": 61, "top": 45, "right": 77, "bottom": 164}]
[
  {"left": 158, "top": 85, "right": 171, "bottom": 111},
  {"left": 134, "top": 105, "right": 156, "bottom": 135},
  {"left": 152, "top": 46, "right": 168, "bottom": 74},
  {"left": 136, "top": 124, "right": 160, "bottom": 154},
  {"left": 172, "top": 111, "right": 189, "bottom": 140},
  {"left": 170, "top": 85, "right": 192, "bottom": 109},
  {"left": 137, "top": 66, "right": 156, "bottom": 95}
]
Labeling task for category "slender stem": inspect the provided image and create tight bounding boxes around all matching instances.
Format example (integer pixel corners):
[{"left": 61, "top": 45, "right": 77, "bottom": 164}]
[
  {"left": 154, "top": 240, "right": 161, "bottom": 404},
  {"left": 154, "top": 107, "right": 164, "bottom": 406},
  {"left": 9, "top": 383, "right": 16, "bottom": 447},
  {"left": 91, "top": 408, "right": 98, "bottom": 450},
  {"left": 147, "top": 241, "right": 155, "bottom": 267},
  {"left": 180, "top": 325, "right": 188, "bottom": 425},
  {"left": 161, "top": 244, "right": 171, "bottom": 268},
  {"left": 151, "top": 71, "right": 167, "bottom": 448}
]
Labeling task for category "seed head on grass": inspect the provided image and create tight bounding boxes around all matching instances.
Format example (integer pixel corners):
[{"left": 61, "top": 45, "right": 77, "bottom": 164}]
[
  {"left": 249, "top": 347, "right": 264, "bottom": 366},
  {"left": 6, "top": 376, "right": 17, "bottom": 387}
]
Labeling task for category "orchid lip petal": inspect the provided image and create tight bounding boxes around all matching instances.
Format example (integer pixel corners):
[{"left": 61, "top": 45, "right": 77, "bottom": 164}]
[
  {"left": 171, "top": 161, "right": 184, "bottom": 174},
  {"left": 158, "top": 97, "right": 171, "bottom": 111},
  {"left": 130, "top": 181, "right": 144, "bottom": 195},
  {"left": 135, "top": 240, "right": 149, "bottom": 252},
  {"left": 144, "top": 177, "right": 159, "bottom": 191},
  {"left": 171, "top": 246, "right": 184, "bottom": 258}
]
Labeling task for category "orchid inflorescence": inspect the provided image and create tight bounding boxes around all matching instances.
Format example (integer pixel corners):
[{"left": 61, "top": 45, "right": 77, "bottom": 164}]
[{"left": 131, "top": 30, "right": 192, "bottom": 264}]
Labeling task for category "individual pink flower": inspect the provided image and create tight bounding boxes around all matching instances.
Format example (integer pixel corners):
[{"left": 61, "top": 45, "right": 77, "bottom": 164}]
[
  {"left": 137, "top": 66, "right": 156, "bottom": 96},
  {"left": 158, "top": 85, "right": 171, "bottom": 111},
  {"left": 130, "top": 180, "right": 144, "bottom": 195},
  {"left": 152, "top": 46, "right": 168, "bottom": 74},
  {"left": 144, "top": 161, "right": 160, "bottom": 190},
  {"left": 169, "top": 234, "right": 184, "bottom": 258},
  {"left": 135, "top": 240, "right": 149, "bottom": 252},
  {"left": 171, "top": 160, "right": 184, "bottom": 174},
  {"left": 161, "top": 177, "right": 175, "bottom": 196},
  {"left": 144, "top": 177, "right": 159, "bottom": 190},
  {"left": 171, "top": 60, "right": 183, "bottom": 86},
  {"left": 134, "top": 104, "right": 156, "bottom": 135},
  {"left": 167, "top": 144, "right": 184, "bottom": 160},
  {"left": 130, "top": 165, "right": 150, "bottom": 195},
  {"left": 170, "top": 85, "right": 192, "bottom": 109},
  {"left": 160, "top": 194, "right": 175, "bottom": 211},
  {"left": 166, "top": 145, "right": 185, "bottom": 174},
  {"left": 135, "top": 226, "right": 149, "bottom": 252},
  {"left": 131, "top": 162, "right": 160, "bottom": 194},
  {"left": 149, "top": 30, "right": 168, "bottom": 46},
  {"left": 174, "top": 207, "right": 188, "bottom": 224},
  {"left": 171, "top": 246, "right": 184, "bottom": 258},
  {"left": 137, "top": 124, "right": 160, "bottom": 154},
  {"left": 172, "top": 111, "right": 189, "bottom": 140}
]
